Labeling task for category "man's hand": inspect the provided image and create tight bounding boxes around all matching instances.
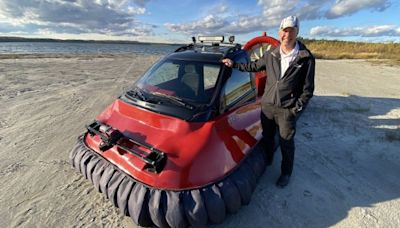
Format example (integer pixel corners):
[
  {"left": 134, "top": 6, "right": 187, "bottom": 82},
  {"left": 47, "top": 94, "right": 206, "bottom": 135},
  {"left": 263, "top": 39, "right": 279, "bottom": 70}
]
[{"left": 221, "top": 58, "right": 234, "bottom": 68}]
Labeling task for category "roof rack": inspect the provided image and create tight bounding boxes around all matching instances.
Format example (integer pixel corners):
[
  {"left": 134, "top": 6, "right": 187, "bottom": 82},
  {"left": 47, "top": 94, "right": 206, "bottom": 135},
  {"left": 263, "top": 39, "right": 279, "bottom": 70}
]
[{"left": 174, "top": 35, "right": 242, "bottom": 56}]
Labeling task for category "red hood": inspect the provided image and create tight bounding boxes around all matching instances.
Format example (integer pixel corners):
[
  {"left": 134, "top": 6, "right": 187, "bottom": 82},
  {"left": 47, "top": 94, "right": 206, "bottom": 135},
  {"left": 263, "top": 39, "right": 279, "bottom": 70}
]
[
  {"left": 97, "top": 99, "right": 209, "bottom": 152},
  {"left": 85, "top": 99, "right": 260, "bottom": 189}
]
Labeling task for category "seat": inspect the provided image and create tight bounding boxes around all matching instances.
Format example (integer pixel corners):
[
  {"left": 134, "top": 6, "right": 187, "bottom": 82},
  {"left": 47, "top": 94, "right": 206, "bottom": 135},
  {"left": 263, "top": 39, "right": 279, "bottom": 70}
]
[{"left": 180, "top": 65, "right": 204, "bottom": 100}]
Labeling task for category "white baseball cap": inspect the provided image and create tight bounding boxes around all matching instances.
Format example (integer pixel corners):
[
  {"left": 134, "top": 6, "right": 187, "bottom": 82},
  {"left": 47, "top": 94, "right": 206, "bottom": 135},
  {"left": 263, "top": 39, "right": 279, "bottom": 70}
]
[{"left": 280, "top": 16, "right": 299, "bottom": 30}]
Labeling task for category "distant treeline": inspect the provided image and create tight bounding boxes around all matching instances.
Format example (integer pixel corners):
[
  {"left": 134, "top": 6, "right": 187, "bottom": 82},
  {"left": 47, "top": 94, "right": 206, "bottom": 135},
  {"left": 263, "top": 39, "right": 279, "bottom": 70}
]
[
  {"left": 1, "top": 36, "right": 399, "bottom": 63},
  {"left": 298, "top": 37, "right": 400, "bottom": 63},
  {"left": 0, "top": 36, "right": 161, "bottom": 45}
]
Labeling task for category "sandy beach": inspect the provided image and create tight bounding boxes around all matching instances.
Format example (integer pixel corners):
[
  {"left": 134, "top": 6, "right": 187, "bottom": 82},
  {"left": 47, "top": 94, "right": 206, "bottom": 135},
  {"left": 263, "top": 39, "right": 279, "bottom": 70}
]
[{"left": 0, "top": 55, "right": 399, "bottom": 227}]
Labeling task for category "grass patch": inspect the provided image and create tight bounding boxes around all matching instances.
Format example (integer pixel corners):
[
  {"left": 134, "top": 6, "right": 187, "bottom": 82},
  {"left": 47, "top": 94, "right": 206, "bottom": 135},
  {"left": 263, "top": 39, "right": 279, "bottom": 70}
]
[{"left": 299, "top": 38, "right": 400, "bottom": 65}]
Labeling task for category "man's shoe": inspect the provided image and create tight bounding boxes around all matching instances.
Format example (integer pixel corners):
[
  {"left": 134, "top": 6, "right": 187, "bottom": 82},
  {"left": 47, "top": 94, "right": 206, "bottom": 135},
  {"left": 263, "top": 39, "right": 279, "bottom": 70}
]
[{"left": 276, "top": 175, "right": 291, "bottom": 188}]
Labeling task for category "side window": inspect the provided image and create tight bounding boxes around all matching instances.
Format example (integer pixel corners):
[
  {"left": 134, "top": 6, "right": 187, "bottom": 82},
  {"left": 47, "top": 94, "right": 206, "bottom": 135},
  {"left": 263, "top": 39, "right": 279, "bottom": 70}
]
[
  {"left": 222, "top": 56, "right": 253, "bottom": 109},
  {"left": 203, "top": 65, "right": 219, "bottom": 90}
]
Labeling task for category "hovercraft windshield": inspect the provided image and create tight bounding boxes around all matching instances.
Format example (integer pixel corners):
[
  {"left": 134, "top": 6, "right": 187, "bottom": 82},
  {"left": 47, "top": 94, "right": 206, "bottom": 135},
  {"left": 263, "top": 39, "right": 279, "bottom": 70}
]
[{"left": 135, "top": 59, "right": 220, "bottom": 104}]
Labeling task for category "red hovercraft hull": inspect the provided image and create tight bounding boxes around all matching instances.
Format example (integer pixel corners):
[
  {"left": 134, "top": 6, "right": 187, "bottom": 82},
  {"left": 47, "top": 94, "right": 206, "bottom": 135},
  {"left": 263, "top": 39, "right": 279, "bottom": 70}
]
[
  {"left": 85, "top": 99, "right": 262, "bottom": 189},
  {"left": 70, "top": 33, "right": 280, "bottom": 228}
]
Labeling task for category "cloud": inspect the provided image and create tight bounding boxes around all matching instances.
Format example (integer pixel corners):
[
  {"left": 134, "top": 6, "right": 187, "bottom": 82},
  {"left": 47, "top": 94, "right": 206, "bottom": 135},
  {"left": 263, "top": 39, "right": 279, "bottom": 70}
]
[
  {"left": 165, "top": 15, "right": 229, "bottom": 35},
  {"left": 207, "top": 4, "right": 229, "bottom": 15},
  {"left": 326, "top": 0, "right": 391, "bottom": 19},
  {"left": 164, "top": 2, "right": 278, "bottom": 36},
  {"left": 164, "top": 0, "right": 392, "bottom": 37},
  {"left": 310, "top": 25, "right": 400, "bottom": 37},
  {"left": 0, "top": 0, "right": 395, "bottom": 41},
  {"left": 257, "top": 0, "right": 297, "bottom": 20},
  {"left": 0, "top": 0, "right": 153, "bottom": 37},
  {"left": 295, "top": 0, "right": 331, "bottom": 20},
  {"left": 164, "top": 0, "right": 331, "bottom": 36},
  {"left": 257, "top": 0, "right": 335, "bottom": 23}
]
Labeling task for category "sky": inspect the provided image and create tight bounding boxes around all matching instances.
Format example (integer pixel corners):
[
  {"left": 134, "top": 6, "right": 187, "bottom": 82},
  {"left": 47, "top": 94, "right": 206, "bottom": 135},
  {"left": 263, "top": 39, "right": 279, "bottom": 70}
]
[{"left": 0, "top": 0, "right": 399, "bottom": 44}]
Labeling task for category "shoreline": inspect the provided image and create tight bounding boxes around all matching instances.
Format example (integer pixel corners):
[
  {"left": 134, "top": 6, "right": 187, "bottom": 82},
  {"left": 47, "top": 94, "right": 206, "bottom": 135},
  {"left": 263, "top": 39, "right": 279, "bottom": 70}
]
[{"left": 0, "top": 53, "right": 163, "bottom": 59}]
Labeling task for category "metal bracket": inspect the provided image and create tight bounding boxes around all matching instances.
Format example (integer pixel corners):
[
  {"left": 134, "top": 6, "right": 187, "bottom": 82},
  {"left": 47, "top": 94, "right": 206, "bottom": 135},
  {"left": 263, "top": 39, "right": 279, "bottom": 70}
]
[{"left": 86, "top": 121, "right": 167, "bottom": 173}]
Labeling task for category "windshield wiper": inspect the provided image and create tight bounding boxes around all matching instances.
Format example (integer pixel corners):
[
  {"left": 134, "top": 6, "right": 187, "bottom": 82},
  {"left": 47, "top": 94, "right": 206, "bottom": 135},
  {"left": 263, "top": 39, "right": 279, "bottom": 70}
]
[
  {"left": 150, "top": 92, "right": 195, "bottom": 110},
  {"left": 126, "top": 87, "right": 147, "bottom": 101}
]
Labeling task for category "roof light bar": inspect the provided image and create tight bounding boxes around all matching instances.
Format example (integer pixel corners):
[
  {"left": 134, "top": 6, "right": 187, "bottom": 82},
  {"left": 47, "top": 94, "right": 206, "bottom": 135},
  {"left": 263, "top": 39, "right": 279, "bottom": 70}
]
[
  {"left": 198, "top": 36, "right": 224, "bottom": 43},
  {"left": 228, "top": 36, "right": 235, "bottom": 43}
]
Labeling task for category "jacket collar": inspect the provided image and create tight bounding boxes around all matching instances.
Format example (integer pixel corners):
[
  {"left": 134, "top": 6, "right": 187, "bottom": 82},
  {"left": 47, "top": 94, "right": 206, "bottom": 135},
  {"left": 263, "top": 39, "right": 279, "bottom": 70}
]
[{"left": 271, "top": 41, "right": 311, "bottom": 59}]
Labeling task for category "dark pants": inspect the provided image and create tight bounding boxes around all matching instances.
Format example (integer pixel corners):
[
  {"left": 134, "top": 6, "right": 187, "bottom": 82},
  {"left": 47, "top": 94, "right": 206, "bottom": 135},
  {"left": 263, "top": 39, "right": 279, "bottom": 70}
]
[{"left": 261, "top": 105, "right": 296, "bottom": 175}]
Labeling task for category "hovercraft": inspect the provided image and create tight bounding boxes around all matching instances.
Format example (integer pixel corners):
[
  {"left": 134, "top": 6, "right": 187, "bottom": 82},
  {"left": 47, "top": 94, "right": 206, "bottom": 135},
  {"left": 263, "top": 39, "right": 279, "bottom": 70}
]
[{"left": 70, "top": 33, "right": 280, "bottom": 227}]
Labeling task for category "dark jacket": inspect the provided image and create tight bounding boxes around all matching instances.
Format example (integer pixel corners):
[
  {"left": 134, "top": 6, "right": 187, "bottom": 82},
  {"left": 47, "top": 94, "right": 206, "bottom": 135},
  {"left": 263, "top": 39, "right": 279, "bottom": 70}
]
[{"left": 234, "top": 41, "right": 315, "bottom": 114}]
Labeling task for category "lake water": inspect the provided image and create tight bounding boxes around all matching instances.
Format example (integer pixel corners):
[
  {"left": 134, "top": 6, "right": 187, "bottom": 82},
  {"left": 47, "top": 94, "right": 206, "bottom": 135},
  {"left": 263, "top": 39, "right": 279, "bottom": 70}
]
[{"left": 0, "top": 42, "right": 181, "bottom": 55}]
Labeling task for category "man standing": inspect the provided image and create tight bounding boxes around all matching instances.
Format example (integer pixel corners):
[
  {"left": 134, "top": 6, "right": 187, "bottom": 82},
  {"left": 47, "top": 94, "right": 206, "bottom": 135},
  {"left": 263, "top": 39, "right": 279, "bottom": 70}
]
[{"left": 222, "top": 16, "right": 315, "bottom": 188}]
